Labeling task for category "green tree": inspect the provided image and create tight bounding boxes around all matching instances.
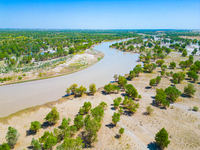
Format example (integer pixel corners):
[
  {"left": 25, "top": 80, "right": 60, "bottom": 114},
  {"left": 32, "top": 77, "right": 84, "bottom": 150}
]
[
  {"left": 149, "top": 78, "right": 156, "bottom": 87},
  {"left": 31, "top": 138, "right": 42, "bottom": 150},
  {"left": 43, "top": 134, "right": 57, "bottom": 149},
  {"left": 155, "top": 89, "right": 170, "bottom": 108},
  {"left": 119, "top": 127, "right": 125, "bottom": 137},
  {"left": 66, "top": 88, "right": 70, "bottom": 95},
  {"left": 80, "top": 102, "right": 92, "bottom": 114},
  {"left": 89, "top": 83, "right": 97, "bottom": 95},
  {"left": 45, "top": 107, "right": 60, "bottom": 125},
  {"left": 84, "top": 117, "right": 101, "bottom": 146},
  {"left": 125, "top": 84, "right": 138, "bottom": 99},
  {"left": 69, "top": 83, "right": 78, "bottom": 95},
  {"left": 156, "top": 76, "right": 161, "bottom": 85},
  {"left": 169, "top": 61, "right": 176, "bottom": 69},
  {"left": 0, "top": 143, "right": 10, "bottom": 150},
  {"left": 184, "top": 84, "right": 196, "bottom": 97},
  {"left": 156, "top": 59, "right": 165, "bottom": 66},
  {"left": 76, "top": 85, "right": 87, "bottom": 96},
  {"left": 74, "top": 115, "right": 84, "bottom": 130},
  {"left": 113, "top": 99, "right": 120, "bottom": 109},
  {"left": 118, "top": 75, "right": 127, "bottom": 88},
  {"left": 161, "top": 65, "right": 167, "bottom": 72},
  {"left": 112, "top": 112, "right": 121, "bottom": 125},
  {"left": 187, "top": 71, "right": 199, "bottom": 82},
  {"left": 99, "top": 101, "right": 108, "bottom": 109},
  {"left": 30, "top": 121, "right": 41, "bottom": 133},
  {"left": 91, "top": 106, "right": 104, "bottom": 122},
  {"left": 172, "top": 72, "right": 185, "bottom": 83},
  {"left": 118, "top": 106, "right": 123, "bottom": 115},
  {"left": 59, "top": 118, "right": 71, "bottom": 130},
  {"left": 5, "top": 126, "right": 20, "bottom": 149},
  {"left": 155, "top": 128, "right": 170, "bottom": 149},
  {"left": 57, "top": 137, "right": 84, "bottom": 150},
  {"left": 165, "top": 86, "right": 181, "bottom": 102}
]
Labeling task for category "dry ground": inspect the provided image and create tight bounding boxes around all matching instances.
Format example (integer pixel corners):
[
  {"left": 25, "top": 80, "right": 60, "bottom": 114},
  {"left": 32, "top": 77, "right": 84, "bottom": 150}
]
[{"left": 0, "top": 51, "right": 200, "bottom": 150}]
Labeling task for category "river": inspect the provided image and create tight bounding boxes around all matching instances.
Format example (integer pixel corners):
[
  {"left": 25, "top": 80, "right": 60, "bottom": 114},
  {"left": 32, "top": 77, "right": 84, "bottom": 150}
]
[{"left": 0, "top": 39, "right": 139, "bottom": 117}]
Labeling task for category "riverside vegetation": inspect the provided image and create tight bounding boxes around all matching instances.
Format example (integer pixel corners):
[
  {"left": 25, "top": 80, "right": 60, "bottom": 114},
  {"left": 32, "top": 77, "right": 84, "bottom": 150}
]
[{"left": 0, "top": 30, "right": 200, "bottom": 150}]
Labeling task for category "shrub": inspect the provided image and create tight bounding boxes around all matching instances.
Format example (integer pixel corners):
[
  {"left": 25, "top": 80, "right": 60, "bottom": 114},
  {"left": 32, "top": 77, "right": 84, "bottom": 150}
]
[
  {"left": 155, "top": 88, "right": 170, "bottom": 108},
  {"left": 155, "top": 128, "right": 170, "bottom": 149},
  {"left": 113, "top": 99, "right": 120, "bottom": 109},
  {"left": 45, "top": 107, "right": 60, "bottom": 125},
  {"left": 172, "top": 72, "right": 185, "bottom": 83},
  {"left": 79, "top": 102, "right": 92, "bottom": 115},
  {"left": 146, "top": 106, "right": 154, "bottom": 115},
  {"left": 59, "top": 118, "right": 71, "bottom": 130},
  {"left": 193, "top": 106, "right": 198, "bottom": 111},
  {"left": 118, "top": 106, "right": 123, "bottom": 115},
  {"left": 161, "top": 65, "right": 167, "bottom": 72},
  {"left": 6, "top": 126, "right": 20, "bottom": 149},
  {"left": 91, "top": 106, "right": 104, "bottom": 122}
]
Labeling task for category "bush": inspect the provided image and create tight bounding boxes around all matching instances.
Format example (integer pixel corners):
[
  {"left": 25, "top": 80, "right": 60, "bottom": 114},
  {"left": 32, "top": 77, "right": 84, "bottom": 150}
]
[
  {"left": 113, "top": 99, "right": 120, "bottom": 109},
  {"left": 79, "top": 102, "right": 92, "bottom": 115},
  {"left": 89, "top": 83, "right": 97, "bottom": 95},
  {"left": 45, "top": 107, "right": 60, "bottom": 125},
  {"left": 122, "top": 96, "right": 139, "bottom": 114},
  {"left": 146, "top": 106, "right": 154, "bottom": 115},
  {"left": 161, "top": 65, "right": 167, "bottom": 72},
  {"left": 155, "top": 128, "right": 170, "bottom": 149},
  {"left": 30, "top": 121, "right": 41, "bottom": 133},
  {"left": 59, "top": 118, "right": 71, "bottom": 130},
  {"left": 6, "top": 126, "right": 20, "bottom": 149},
  {"left": 118, "top": 106, "right": 123, "bottom": 114},
  {"left": 193, "top": 106, "right": 198, "bottom": 111},
  {"left": 184, "top": 84, "right": 196, "bottom": 97},
  {"left": 104, "top": 83, "right": 120, "bottom": 94}
]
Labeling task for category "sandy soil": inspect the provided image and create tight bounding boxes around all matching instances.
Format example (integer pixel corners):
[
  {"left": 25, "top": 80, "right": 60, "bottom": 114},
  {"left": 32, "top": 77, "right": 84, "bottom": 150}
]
[
  {"left": 0, "top": 51, "right": 200, "bottom": 150},
  {"left": 180, "top": 36, "right": 200, "bottom": 40}
]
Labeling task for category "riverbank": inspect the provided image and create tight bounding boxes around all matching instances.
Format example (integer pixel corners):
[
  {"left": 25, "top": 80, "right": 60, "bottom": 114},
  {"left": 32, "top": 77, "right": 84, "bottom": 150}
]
[
  {"left": 0, "top": 50, "right": 104, "bottom": 86},
  {"left": 0, "top": 50, "right": 200, "bottom": 150}
]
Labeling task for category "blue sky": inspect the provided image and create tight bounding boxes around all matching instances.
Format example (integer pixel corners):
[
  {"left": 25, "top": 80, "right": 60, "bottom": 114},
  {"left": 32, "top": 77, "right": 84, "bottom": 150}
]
[{"left": 0, "top": 0, "right": 199, "bottom": 29}]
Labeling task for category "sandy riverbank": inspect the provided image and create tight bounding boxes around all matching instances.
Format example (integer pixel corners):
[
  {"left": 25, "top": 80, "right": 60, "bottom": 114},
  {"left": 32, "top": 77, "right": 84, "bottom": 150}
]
[
  {"left": 0, "top": 51, "right": 200, "bottom": 150},
  {"left": 0, "top": 50, "right": 104, "bottom": 86}
]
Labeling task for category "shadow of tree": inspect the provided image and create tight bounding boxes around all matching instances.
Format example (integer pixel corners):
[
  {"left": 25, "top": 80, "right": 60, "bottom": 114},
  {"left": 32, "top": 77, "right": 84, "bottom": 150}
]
[
  {"left": 26, "top": 129, "right": 36, "bottom": 136},
  {"left": 105, "top": 123, "right": 115, "bottom": 129},
  {"left": 147, "top": 142, "right": 161, "bottom": 150}
]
